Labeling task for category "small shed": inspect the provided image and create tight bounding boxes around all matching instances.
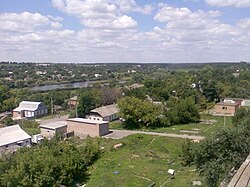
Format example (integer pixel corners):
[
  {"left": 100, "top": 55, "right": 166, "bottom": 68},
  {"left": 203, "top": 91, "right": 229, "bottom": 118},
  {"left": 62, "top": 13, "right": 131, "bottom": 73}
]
[
  {"left": 67, "top": 118, "right": 109, "bottom": 137},
  {"left": 39, "top": 121, "right": 67, "bottom": 138},
  {"left": 68, "top": 96, "right": 78, "bottom": 108},
  {"left": 213, "top": 102, "right": 240, "bottom": 116}
]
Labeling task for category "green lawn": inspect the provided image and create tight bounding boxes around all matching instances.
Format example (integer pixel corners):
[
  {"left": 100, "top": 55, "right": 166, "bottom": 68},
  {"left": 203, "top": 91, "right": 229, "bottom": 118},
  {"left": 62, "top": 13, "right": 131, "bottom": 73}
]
[
  {"left": 87, "top": 134, "right": 206, "bottom": 187},
  {"left": 110, "top": 115, "right": 233, "bottom": 137}
]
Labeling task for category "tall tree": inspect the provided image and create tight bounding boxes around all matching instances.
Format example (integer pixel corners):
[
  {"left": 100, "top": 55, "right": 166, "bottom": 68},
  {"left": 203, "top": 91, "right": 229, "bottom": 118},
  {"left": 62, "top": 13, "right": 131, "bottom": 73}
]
[{"left": 77, "top": 90, "right": 101, "bottom": 117}]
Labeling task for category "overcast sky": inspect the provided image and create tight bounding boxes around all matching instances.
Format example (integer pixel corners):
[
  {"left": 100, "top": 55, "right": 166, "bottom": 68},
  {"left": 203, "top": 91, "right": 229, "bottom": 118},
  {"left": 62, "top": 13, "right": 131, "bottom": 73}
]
[{"left": 1, "top": 0, "right": 250, "bottom": 63}]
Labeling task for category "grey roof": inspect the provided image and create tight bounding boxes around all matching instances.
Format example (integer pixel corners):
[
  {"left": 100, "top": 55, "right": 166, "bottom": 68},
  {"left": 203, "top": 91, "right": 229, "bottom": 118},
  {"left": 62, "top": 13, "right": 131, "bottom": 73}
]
[
  {"left": 216, "top": 102, "right": 240, "bottom": 106},
  {"left": 13, "top": 101, "right": 43, "bottom": 112},
  {"left": 90, "top": 104, "right": 118, "bottom": 118},
  {"left": 67, "top": 118, "right": 109, "bottom": 125},
  {"left": 0, "top": 125, "right": 31, "bottom": 147},
  {"left": 70, "top": 96, "right": 78, "bottom": 101},
  {"left": 39, "top": 121, "right": 67, "bottom": 130}
]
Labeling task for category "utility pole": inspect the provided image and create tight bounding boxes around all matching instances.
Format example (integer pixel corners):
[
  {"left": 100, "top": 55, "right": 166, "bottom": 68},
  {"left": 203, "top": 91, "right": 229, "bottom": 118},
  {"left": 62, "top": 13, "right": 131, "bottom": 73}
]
[
  {"left": 224, "top": 106, "right": 226, "bottom": 129},
  {"left": 51, "top": 97, "right": 53, "bottom": 115},
  {"left": 75, "top": 100, "right": 78, "bottom": 118}
]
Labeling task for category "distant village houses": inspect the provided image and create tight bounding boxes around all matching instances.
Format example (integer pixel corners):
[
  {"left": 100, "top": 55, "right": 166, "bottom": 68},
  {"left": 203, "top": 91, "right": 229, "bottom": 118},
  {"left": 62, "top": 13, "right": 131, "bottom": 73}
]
[
  {"left": 87, "top": 104, "right": 119, "bottom": 122},
  {"left": 13, "top": 101, "right": 48, "bottom": 120}
]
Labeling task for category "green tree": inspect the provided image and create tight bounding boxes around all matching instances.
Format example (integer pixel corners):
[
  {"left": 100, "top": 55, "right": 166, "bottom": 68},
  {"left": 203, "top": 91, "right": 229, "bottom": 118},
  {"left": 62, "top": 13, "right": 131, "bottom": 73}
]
[
  {"left": 77, "top": 90, "right": 101, "bottom": 117},
  {"left": 0, "top": 138, "right": 101, "bottom": 187},
  {"left": 182, "top": 116, "right": 250, "bottom": 186},
  {"left": 118, "top": 97, "right": 166, "bottom": 128},
  {"left": 232, "top": 107, "right": 249, "bottom": 126},
  {"left": 166, "top": 97, "right": 200, "bottom": 125}
]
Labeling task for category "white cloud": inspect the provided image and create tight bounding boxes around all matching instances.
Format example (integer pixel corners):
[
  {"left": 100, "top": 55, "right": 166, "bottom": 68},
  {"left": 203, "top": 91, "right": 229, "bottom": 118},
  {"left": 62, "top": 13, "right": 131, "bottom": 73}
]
[
  {"left": 205, "top": 0, "right": 250, "bottom": 7},
  {"left": 0, "top": 12, "right": 62, "bottom": 32},
  {"left": 0, "top": 2, "right": 250, "bottom": 63},
  {"left": 238, "top": 18, "right": 250, "bottom": 29},
  {"left": 51, "top": 0, "right": 148, "bottom": 30},
  {"left": 113, "top": 0, "right": 154, "bottom": 14}
]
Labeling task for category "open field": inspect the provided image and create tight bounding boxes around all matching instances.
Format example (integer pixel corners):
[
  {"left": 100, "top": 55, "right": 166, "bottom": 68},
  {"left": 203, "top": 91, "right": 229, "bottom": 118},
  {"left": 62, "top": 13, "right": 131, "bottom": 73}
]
[
  {"left": 87, "top": 134, "right": 206, "bottom": 187},
  {"left": 110, "top": 115, "right": 233, "bottom": 137}
]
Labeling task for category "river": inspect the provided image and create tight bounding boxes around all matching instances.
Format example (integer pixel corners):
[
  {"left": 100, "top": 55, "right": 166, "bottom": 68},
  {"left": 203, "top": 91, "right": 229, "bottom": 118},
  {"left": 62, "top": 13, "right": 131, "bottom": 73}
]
[{"left": 29, "top": 81, "right": 95, "bottom": 91}]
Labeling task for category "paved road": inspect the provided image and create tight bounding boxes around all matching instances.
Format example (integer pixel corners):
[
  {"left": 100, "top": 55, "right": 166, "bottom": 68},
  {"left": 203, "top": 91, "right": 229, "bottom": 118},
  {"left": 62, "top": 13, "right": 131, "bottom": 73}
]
[{"left": 104, "top": 129, "right": 205, "bottom": 140}]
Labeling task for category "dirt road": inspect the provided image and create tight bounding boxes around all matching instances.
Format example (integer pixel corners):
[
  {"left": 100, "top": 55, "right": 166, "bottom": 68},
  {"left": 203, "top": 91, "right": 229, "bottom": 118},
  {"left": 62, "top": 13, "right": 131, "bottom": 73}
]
[{"left": 104, "top": 129, "right": 205, "bottom": 140}]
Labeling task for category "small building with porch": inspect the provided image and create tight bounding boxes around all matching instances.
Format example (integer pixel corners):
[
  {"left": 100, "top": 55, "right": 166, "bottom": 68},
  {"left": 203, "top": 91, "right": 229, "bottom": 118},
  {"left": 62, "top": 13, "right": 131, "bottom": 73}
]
[
  {"left": 39, "top": 121, "right": 67, "bottom": 139},
  {"left": 67, "top": 118, "right": 109, "bottom": 137}
]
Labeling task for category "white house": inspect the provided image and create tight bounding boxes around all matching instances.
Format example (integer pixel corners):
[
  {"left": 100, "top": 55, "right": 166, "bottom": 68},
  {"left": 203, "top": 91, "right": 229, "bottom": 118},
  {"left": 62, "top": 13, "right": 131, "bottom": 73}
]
[
  {"left": 13, "top": 101, "right": 48, "bottom": 120},
  {"left": 87, "top": 104, "right": 119, "bottom": 122},
  {"left": 0, "top": 125, "right": 31, "bottom": 149}
]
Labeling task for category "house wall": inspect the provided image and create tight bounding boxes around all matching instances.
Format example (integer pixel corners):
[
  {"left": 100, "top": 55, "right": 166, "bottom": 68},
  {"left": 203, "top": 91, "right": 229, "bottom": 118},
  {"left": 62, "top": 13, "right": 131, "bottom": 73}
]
[
  {"left": 40, "top": 128, "right": 56, "bottom": 138},
  {"left": 242, "top": 100, "right": 250, "bottom": 106},
  {"left": 40, "top": 126, "right": 67, "bottom": 138},
  {"left": 24, "top": 111, "right": 35, "bottom": 118},
  {"left": 88, "top": 114, "right": 103, "bottom": 121},
  {"left": 69, "top": 100, "right": 77, "bottom": 107},
  {"left": 67, "top": 121, "right": 109, "bottom": 137},
  {"left": 99, "top": 123, "right": 109, "bottom": 135},
  {"left": 88, "top": 113, "right": 118, "bottom": 122},
  {"left": 13, "top": 111, "right": 22, "bottom": 119},
  {"left": 0, "top": 138, "right": 31, "bottom": 149},
  {"left": 214, "top": 104, "right": 239, "bottom": 116},
  {"left": 103, "top": 114, "right": 118, "bottom": 122}
]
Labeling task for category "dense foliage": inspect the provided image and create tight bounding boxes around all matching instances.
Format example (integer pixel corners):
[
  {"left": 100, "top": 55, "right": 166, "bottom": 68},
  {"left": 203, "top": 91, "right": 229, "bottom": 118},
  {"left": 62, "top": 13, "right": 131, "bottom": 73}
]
[
  {"left": 0, "top": 137, "right": 101, "bottom": 187},
  {"left": 118, "top": 96, "right": 200, "bottom": 128},
  {"left": 182, "top": 108, "right": 250, "bottom": 186},
  {"left": 118, "top": 96, "right": 167, "bottom": 128},
  {"left": 165, "top": 97, "right": 200, "bottom": 125}
]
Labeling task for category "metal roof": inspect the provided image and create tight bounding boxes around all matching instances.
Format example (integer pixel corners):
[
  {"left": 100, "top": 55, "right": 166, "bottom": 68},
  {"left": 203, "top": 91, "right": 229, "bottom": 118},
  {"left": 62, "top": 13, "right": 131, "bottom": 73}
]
[
  {"left": 216, "top": 102, "right": 240, "bottom": 106},
  {"left": 90, "top": 104, "right": 118, "bottom": 118},
  {"left": 39, "top": 121, "right": 67, "bottom": 130},
  {"left": 13, "top": 101, "right": 43, "bottom": 112},
  {"left": 67, "top": 118, "right": 109, "bottom": 125},
  {"left": 0, "top": 125, "right": 31, "bottom": 147}
]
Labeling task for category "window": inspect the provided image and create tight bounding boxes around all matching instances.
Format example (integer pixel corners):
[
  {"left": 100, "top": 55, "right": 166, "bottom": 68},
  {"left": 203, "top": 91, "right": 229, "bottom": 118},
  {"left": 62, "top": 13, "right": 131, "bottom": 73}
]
[{"left": 222, "top": 107, "right": 227, "bottom": 110}]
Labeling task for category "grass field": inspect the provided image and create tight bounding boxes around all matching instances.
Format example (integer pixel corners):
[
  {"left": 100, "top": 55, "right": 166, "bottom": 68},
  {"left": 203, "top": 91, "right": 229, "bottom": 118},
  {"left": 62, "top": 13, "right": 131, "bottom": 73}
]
[
  {"left": 87, "top": 134, "right": 206, "bottom": 187},
  {"left": 110, "top": 115, "right": 233, "bottom": 137}
]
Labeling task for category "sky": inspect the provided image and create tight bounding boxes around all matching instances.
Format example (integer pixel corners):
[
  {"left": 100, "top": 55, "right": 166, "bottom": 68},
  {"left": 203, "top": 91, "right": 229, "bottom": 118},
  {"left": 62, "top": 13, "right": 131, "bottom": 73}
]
[{"left": 0, "top": 0, "right": 250, "bottom": 63}]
